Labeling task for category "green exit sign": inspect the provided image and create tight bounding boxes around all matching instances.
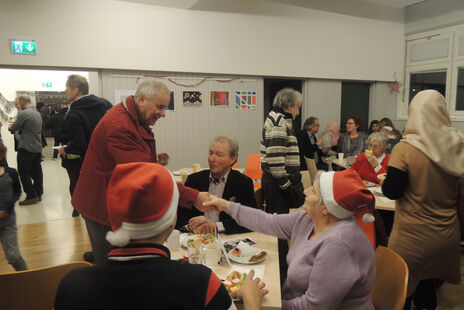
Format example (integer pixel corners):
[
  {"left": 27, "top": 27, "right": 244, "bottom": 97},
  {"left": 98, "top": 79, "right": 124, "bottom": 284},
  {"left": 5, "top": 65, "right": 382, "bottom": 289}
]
[
  {"left": 10, "top": 40, "right": 37, "bottom": 55},
  {"left": 42, "top": 82, "right": 52, "bottom": 88}
]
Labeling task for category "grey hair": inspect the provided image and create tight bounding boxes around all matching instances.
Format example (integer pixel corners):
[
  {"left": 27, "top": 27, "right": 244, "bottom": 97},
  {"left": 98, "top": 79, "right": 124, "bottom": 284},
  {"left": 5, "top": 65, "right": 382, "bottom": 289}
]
[
  {"left": 272, "top": 88, "right": 302, "bottom": 110},
  {"left": 311, "top": 171, "right": 324, "bottom": 206},
  {"left": 367, "top": 132, "right": 389, "bottom": 148},
  {"left": 67, "top": 75, "right": 89, "bottom": 95},
  {"left": 211, "top": 135, "right": 239, "bottom": 158},
  {"left": 303, "top": 116, "right": 319, "bottom": 131},
  {"left": 135, "top": 79, "right": 170, "bottom": 100},
  {"left": 16, "top": 94, "right": 32, "bottom": 109}
]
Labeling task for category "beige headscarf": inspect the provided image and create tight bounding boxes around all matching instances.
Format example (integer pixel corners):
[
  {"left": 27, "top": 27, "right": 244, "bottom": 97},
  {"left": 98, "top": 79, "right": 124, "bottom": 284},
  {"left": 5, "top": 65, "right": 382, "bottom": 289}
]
[{"left": 403, "top": 90, "right": 464, "bottom": 177}]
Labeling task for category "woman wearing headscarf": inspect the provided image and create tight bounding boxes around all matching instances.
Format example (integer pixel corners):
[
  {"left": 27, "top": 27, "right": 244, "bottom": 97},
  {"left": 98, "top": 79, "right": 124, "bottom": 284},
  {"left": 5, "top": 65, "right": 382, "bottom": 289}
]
[
  {"left": 381, "top": 90, "right": 464, "bottom": 310},
  {"left": 319, "top": 121, "right": 340, "bottom": 157},
  {"left": 205, "top": 169, "right": 376, "bottom": 310}
]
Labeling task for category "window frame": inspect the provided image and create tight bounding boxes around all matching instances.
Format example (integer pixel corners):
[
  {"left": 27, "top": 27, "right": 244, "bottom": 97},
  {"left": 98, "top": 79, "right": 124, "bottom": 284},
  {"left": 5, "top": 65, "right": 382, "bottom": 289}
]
[
  {"left": 406, "top": 32, "right": 453, "bottom": 66},
  {"left": 449, "top": 60, "right": 464, "bottom": 119}
]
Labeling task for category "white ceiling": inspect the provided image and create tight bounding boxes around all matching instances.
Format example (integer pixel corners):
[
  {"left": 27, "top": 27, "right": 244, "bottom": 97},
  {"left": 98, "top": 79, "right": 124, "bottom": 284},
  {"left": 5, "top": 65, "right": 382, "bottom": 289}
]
[{"left": 120, "top": 0, "right": 427, "bottom": 10}]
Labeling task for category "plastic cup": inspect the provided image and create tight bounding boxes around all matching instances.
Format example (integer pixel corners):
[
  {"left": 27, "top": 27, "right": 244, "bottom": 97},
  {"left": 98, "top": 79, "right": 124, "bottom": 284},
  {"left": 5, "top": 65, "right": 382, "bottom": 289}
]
[
  {"left": 203, "top": 243, "right": 222, "bottom": 266},
  {"left": 338, "top": 153, "right": 344, "bottom": 161}
]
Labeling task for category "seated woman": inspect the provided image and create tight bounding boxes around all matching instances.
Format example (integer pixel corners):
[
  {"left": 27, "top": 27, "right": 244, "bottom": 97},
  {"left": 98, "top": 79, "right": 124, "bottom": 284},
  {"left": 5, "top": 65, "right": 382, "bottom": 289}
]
[
  {"left": 337, "top": 114, "right": 367, "bottom": 162},
  {"left": 350, "top": 132, "right": 390, "bottom": 184},
  {"left": 368, "top": 120, "right": 379, "bottom": 134},
  {"left": 205, "top": 169, "right": 376, "bottom": 310}
]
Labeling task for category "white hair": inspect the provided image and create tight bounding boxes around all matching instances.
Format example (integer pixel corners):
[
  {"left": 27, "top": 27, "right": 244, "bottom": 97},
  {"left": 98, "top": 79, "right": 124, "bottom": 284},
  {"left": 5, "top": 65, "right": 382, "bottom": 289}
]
[{"left": 135, "top": 79, "right": 170, "bottom": 100}]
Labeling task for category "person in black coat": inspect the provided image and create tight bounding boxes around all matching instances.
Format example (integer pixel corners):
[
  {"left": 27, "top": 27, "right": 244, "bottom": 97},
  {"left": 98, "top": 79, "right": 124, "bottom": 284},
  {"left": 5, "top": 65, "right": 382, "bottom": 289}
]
[
  {"left": 297, "top": 116, "right": 326, "bottom": 171},
  {"left": 59, "top": 75, "right": 112, "bottom": 217},
  {"left": 48, "top": 102, "right": 68, "bottom": 159},
  {"left": 176, "top": 136, "right": 257, "bottom": 234}
]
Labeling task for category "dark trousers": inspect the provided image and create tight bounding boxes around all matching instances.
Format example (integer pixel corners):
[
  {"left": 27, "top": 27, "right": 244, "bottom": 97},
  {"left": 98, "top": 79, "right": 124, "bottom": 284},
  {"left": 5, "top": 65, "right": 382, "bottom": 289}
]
[
  {"left": 403, "top": 279, "right": 437, "bottom": 310},
  {"left": 262, "top": 173, "right": 290, "bottom": 286},
  {"left": 83, "top": 217, "right": 112, "bottom": 265},
  {"left": 53, "top": 137, "right": 59, "bottom": 158},
  {"left": 66, "top": 168, "right": 80, "bottom": 216},
  {"left": 17, "top": 149, "right": 43, "bottom": 199}
]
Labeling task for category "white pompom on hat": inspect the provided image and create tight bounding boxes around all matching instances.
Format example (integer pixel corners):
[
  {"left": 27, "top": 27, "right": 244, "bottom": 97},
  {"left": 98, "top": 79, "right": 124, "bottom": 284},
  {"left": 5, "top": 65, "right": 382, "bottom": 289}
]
[
  {"left": 319, "top": 170, "right": 375, "bottom": 223},
  {"left": 105, "top": 162, "right": 179, "bottom": 247}
]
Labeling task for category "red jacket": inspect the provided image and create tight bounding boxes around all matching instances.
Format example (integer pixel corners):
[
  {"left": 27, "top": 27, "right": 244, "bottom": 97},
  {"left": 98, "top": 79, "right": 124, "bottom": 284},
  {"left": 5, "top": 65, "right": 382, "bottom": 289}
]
[
  {"left": 350, "top": 152, "right": 390, "bottom": 184},
  {"left": 72, "top": 96, "right": 198, "bottom": 226}
]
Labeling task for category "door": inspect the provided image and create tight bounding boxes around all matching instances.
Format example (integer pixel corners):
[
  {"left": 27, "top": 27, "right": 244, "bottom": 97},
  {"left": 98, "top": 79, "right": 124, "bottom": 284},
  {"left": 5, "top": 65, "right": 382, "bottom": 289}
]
[{"left": 340, "top": 82, "right": 370, "bottom": 132}]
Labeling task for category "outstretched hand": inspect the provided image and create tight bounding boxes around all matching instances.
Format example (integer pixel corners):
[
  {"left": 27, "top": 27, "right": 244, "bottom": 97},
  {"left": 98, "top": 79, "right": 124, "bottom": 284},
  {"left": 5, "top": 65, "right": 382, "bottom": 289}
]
[
  {"left": 194, "top": 192, "right": 214, "bottom": 212},
  {"left": 202, "top": 195, "right": 231, "bottom": 212},
  {"left": 231, "top": 269, "right": 268, "bottom": 310}
]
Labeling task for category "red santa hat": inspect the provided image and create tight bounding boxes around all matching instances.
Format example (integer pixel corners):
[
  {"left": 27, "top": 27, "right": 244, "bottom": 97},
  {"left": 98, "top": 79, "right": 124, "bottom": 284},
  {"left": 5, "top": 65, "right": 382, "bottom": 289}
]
[
  {"left": 319, "top": 170, "right": 375, "bottom": 223},
  {"left": 106, "top": 162, "right": 179, "bottom": 247}
]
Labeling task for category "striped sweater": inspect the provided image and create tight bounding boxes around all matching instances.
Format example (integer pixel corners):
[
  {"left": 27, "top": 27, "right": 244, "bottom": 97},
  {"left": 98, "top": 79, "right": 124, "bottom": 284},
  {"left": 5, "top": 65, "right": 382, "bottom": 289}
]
[{"left": 260, "top": 110, "right": 301, "bottom": 190}]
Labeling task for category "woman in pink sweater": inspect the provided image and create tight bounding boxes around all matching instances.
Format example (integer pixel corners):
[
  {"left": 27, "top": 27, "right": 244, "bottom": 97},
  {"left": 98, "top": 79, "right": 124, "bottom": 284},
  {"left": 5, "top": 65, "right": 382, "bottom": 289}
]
[{"left": 205, "top": 170, "right": 376, "bottom": 310}]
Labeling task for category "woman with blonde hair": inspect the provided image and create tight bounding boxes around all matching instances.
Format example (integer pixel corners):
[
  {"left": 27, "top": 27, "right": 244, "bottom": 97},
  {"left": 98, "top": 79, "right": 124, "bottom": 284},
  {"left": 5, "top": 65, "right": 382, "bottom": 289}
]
[{"left": 381, "top": 90, "right": 464, "bottom": 310}]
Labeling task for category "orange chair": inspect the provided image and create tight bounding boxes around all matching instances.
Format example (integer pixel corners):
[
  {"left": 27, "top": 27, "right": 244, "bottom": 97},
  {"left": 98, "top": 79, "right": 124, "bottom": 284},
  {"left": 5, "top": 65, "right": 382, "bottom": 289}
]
[
  {"left": 245, "top": 154, "right": 262, "bottom": 190},
  {"left": 355, "top": 209, "right": 376, "bottom": 248},
  {"left": 232, "top": 161, "right": 238, "bottom": 169}
]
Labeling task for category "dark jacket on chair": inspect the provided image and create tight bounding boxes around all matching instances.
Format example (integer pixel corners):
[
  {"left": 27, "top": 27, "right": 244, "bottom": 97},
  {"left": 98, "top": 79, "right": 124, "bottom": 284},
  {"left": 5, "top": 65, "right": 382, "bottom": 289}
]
[{"left": 176, "top": 169, "right": 257, "bottom": 234}]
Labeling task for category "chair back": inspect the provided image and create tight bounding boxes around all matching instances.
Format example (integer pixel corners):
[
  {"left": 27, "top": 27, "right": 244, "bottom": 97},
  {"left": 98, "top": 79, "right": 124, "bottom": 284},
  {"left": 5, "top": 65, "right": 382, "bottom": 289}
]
[
  {"left": 245, "top": 154, "right": 262, "bottom": 189},
  {"left": 0, "top": 261, "right": 92, "bottom": 310},
  {"left": 304, "top": 156, "right": 318, "bottom": 183},
  {"left": 232, "top": 161, "right": 238, "bottom": 169},
  {"left": 300, "top": 170, "right": 312, "bottom": 189},
  {"left": 372, "top": 246, "right": 409, "bottom": 310}
]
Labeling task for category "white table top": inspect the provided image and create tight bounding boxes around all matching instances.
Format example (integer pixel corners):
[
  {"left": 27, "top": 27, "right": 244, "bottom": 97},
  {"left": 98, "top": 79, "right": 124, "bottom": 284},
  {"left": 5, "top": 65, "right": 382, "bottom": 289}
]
[{"left": 170, "top": 232, "right": 281, "bottom": 310}]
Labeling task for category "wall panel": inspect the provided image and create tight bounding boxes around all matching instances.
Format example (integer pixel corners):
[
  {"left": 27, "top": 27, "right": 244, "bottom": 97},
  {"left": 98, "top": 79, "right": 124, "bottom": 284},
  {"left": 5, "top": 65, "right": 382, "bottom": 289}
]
[{"left": 101, "top": 69, "right": 263, "bottom": 170}]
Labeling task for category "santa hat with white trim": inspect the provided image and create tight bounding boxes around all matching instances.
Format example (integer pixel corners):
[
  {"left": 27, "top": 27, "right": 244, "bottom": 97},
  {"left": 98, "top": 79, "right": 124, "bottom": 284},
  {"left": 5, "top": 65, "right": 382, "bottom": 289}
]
[
  {"left": 319, "top": 170, "right": 375, "bottom": 223},
  {"left": 106, "top": 162, "right": 179, "bottom": 247}
]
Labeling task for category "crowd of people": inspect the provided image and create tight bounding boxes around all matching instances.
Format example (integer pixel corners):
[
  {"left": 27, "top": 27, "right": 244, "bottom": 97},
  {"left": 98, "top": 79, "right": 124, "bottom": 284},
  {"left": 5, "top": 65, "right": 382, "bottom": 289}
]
[{"left": 1, "top": 77, "right": 463, "bottom": 310}]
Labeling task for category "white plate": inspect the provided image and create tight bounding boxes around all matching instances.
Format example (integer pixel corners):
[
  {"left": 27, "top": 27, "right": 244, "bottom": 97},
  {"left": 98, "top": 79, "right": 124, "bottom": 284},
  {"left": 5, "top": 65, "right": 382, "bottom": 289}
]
[
  {"left": 227, "top": 242, "right": 267, "bottom": 264},
  {"left": 180, "top": 233, "right": 216, "bottom": 248}
]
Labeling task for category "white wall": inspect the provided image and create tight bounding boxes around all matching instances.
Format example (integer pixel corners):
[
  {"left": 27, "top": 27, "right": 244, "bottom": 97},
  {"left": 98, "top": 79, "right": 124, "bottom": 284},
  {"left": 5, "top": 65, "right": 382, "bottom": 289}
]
[
  {"left": 100, "top": 69, "right": 263, "bottom": 170},
  {"left": 0, "top": 0, "right": 404, "bottom": 82}
]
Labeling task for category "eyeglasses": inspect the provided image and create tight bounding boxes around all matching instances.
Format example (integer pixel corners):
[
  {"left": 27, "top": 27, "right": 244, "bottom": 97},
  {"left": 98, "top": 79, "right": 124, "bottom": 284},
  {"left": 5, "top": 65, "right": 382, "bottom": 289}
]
[{"left": 346, "top": 122, "right": 355, "bottom": 125}]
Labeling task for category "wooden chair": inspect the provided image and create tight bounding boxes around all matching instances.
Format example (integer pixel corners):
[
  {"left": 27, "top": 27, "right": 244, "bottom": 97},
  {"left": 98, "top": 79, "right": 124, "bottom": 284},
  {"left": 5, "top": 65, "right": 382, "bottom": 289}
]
[
  {"left": 301, "top": 170, "right": 312, "bottom": 189},
  {"left": 0, "top": 261, "right": 92, "bottom": 310},
  {"left": 304, "top": 156, "right": 318, "bottom": 183},
  {"left": 245, "top": 154, "right": 262, "bottom": 190},
  {"left": 372, "top": 246, "right": 409, "bottom": 310}
]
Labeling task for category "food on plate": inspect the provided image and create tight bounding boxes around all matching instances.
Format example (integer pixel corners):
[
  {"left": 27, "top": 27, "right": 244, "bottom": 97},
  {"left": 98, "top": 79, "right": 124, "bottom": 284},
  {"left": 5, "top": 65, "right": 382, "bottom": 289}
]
[
  {"left": 186, "top": 234, "right": 215, "bottom": 247},
  {"left": 223, "top": 271, "right": 247, "bottom": 293},
  {"left": 249, "top": 251, "right": 267, "bottom": 263},
  {"left": 230, "top": 247, "right": 242, "bottom": 256}
]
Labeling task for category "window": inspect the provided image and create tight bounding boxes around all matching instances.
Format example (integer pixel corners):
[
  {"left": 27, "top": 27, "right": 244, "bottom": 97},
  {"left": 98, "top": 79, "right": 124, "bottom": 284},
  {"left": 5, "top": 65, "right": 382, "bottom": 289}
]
[
  {"left": 456, "top": 68, "right": 464, "bottom": 111},
  {"left": 409, "top": 71, "right": 447, "bottom": 103}
]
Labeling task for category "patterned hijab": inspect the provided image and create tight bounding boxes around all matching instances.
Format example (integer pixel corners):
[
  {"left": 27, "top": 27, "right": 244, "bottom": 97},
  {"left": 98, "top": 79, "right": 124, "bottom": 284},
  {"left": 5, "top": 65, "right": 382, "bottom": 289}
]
[{"left": 403, "top": 90, "right": 464, "bottom": 177}]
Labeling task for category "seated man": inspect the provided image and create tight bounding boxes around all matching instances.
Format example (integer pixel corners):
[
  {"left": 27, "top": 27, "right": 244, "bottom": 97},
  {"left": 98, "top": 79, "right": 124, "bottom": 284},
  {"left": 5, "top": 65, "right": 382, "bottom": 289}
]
[
  {"left": 54, "top": 162, "right": 267, "bottom": 310},
  {"left": 177, "top": 136, "right": 257, "bottom": 234}
]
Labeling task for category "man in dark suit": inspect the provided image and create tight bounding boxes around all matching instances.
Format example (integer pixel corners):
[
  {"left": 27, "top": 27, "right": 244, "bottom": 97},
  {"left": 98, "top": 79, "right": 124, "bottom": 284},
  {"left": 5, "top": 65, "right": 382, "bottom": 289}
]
[{"left": 176, "top": 136, "right": 257, "bottom": 234}]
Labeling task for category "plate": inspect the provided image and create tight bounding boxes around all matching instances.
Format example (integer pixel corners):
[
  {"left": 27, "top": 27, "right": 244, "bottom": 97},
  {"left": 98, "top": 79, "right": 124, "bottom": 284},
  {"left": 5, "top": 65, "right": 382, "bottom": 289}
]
[
  {"left": 370, "top": 187, "right": 383, "bottom": 195},
  {"left": 227, "top": 242, "right": 267, "bottom": 264},
  {"left": 180, "top": 233, "right": 216, "bottom": 248}
]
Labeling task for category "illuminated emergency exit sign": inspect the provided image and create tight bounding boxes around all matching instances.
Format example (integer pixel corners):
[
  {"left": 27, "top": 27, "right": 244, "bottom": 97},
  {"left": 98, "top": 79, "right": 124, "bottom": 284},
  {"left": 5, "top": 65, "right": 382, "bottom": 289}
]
[{"left": 10, "top": 40, "right": 37, "bottom": 55}]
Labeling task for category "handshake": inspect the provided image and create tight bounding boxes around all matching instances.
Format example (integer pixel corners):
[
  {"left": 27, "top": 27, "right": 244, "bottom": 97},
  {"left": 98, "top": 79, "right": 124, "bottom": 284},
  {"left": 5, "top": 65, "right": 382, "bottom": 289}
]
[{"left": 188, "top": 192, "right": 232, "bottom": 234}]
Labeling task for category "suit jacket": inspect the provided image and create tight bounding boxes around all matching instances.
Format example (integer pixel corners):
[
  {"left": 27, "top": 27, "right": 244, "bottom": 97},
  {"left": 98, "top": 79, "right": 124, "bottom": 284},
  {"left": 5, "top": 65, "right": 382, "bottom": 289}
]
[
  {"left": 297, "top": 130, "right": 323, "bottom": 171},
  {"left": 176, "top": 169, "right": 257, "bottom": 234}
]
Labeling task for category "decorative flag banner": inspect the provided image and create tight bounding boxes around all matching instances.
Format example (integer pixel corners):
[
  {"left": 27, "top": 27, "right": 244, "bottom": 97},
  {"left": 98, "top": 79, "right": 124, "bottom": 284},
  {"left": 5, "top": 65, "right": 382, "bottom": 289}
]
[
  {"left": 210, "top": 91, "right": 229, "bottom": 107},
  {"left": 183, "top": 91, "right": 202, "bottom": 107},
  {"left": 235, "top": 91, "right": 257, "bottom": 110}
]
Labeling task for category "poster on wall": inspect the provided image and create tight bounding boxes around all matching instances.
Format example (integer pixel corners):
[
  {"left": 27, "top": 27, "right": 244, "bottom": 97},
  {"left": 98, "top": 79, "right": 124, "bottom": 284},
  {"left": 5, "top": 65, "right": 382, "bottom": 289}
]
[
  {"left": 114, "top": 89, "right": 174, "bottom": 110},
  {"left": 210, "top": 91, "right": 229, "bottom": 107},
  {"left": 235, "top": 91, "right": 257, "bottom": 110},
  {"left": 35, "top": 91, "right": 66, "bottom": 106},
  {"left": 114, "top": 89, "right": 134, "bottom": 105},
  {"left": 0, "top": 93, "right": 17, "bottom": 122},
  {"left": 183, "top": 91, "right": 202, "bottom": 107}
]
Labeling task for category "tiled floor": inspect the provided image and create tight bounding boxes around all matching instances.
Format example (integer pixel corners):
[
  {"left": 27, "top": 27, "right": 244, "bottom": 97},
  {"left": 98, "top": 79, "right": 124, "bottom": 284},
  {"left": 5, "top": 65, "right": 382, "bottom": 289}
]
[{"left": 2, "top": 128, "right": 463, "bottom": 308}]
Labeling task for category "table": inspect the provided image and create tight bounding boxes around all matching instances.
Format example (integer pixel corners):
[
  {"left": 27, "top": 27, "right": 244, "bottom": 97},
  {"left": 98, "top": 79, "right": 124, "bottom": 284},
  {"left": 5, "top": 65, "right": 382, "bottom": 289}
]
[
  {"left": 171, "top": 232, "right": 281, "bottom": 310},
  {"left": 374, "top": 193, "right": 396, "bottom": 211},
  {"left": 173, "top": 167, "right": 245, "bottom": 183}
]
